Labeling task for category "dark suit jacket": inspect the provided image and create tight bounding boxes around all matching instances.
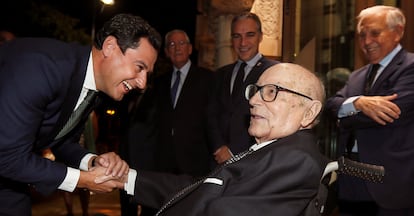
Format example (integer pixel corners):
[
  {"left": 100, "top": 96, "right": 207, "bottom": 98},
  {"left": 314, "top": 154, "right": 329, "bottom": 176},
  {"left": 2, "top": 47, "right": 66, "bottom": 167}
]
[
  {"left": 325, "top": 49, "right": 414, "bottom": 209},
  {"left": 154, "top": 63, "right": 215, "bottom": 176},
  {"left": 132, "top": 130, "right": 328, "bottom": 216},
  {"left": 0, "top": 38, "right": 92, "bottom": 214},
  {"left": 209, "top": 57, "right": 278, "bottom": 154}
]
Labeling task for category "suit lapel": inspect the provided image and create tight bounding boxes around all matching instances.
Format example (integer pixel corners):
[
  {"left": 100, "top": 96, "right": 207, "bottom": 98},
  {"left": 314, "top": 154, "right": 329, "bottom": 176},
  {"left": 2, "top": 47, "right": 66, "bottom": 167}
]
[{"left": 371, "top": 49, "right": 406, "bottom": 92}]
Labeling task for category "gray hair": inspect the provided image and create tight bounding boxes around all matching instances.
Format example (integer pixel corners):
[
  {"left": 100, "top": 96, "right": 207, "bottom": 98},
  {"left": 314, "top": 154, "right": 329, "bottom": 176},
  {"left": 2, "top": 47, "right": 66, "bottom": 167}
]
[
  {"left": 357, "top": 5, "right": 405, "bottom": 36},
  {"left": 164, "top": 29, "right": 190, "bottom": 46}
]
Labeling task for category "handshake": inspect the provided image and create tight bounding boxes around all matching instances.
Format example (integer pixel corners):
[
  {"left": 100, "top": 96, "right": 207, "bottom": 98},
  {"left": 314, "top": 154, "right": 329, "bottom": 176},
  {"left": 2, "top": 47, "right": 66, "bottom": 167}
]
[{"left": 78, "top": 152, "right": 131, "bottom": 194}]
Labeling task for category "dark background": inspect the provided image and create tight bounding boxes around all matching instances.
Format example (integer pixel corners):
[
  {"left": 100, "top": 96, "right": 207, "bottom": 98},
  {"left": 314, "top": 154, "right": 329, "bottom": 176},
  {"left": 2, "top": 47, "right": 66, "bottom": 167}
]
[{"left": 0, "top": 0, "right": 198, "bottom": 44}]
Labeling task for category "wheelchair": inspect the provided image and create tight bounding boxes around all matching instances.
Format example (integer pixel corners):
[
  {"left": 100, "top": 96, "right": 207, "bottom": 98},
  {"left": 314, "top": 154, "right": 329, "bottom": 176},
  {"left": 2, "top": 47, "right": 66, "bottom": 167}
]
[{"left": 304, "top": 156, "right": 385, "bottom": 215}]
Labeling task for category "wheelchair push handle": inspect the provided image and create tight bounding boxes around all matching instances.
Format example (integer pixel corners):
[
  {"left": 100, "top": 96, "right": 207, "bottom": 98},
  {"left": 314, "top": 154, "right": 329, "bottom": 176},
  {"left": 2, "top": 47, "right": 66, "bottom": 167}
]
[{"left": 337, "top": 156, "right": 385, "bottom": 183}]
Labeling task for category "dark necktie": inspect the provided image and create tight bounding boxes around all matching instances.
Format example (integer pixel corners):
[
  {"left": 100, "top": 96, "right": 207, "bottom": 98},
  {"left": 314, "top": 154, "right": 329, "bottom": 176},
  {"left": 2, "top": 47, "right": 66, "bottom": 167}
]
[
  {"left": 55, "top": 90, "right": 98, "bottom": 140},
  {"left": 365, "top": 63, "right": 380, "bottom": 94},
  {"left": 155, "top": 148, "right": 254, "bottom": 215},
  {"left": 232, "top": 62, "right": 247, "bottom": 100},
  {"left": 346, "top": 64, "right": 381, "bottom": 157},
  {"left": 171, "top": 70, "right": 181, "bottom": 106}
]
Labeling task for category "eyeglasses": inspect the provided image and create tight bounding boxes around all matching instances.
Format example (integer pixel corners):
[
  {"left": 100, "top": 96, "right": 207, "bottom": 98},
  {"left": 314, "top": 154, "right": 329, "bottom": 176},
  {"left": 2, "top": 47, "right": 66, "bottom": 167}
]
[
  {"left": 245, "top": 84, "right": 313, "bottom": 102},
  {"left": 167, "top": 40, "right": 189, "bottom": 49}
]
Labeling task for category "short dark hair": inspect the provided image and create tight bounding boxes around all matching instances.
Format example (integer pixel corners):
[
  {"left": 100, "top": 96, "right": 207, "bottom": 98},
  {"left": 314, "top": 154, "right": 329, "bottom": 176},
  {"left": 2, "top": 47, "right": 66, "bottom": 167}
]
[
  {"left": 231, "top": 12, "right": 262, "bottom": 34},
  {"left": 94, "top": 13, "right": 162, "bottom": 54}
]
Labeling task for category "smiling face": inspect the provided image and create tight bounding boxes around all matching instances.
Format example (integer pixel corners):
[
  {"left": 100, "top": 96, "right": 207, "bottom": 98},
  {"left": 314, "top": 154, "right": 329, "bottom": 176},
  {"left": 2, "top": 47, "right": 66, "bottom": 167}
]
[
  {"left": 248, "top": 63, "right": 323, "bottom": 143},
  {"left": 357, "top": 13, "right": 402, "bottom": 64},
  {"left": 94, "top": 36, "right": 158, "bottom": 101},
  {"left": 231, "top": 18, "right": 263, "bottom": 62},
  {"left": 165, "top": 31, "right": 192, "bottom": 69}
]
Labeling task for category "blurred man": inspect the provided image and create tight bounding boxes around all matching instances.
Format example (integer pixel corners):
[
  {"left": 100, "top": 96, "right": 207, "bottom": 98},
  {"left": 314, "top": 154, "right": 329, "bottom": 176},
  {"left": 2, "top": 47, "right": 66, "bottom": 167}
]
[
  {"left": 209, "top": 12, "right": 278, "bottom": 164},
  {"left": 326, "top": 5, "right": 414, "bottom": 215},
  {"left": 154, "top": 29, "right": 214, "bottom": 176}
]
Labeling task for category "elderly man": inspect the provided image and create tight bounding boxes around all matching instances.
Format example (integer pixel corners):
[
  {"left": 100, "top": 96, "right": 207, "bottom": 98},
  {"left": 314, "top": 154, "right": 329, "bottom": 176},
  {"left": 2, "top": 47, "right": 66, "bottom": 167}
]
[
  {"left": 102, "top": 63, "right": 328, "bottom": 216},
  {"left": 325, "top": 5, "right": 414, "bottom": 215}
]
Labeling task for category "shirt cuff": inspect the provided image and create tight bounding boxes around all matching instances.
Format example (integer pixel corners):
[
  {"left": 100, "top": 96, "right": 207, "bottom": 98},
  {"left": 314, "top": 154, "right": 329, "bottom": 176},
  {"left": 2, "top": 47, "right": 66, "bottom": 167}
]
[
  {"left": 80, "top": 153, "right": 97, "bottom": 171},
  {"left": 125, "top": 169, "right": 137, "bottom": 195},
  {"left": 338, "top": 96, "right": 360, "bottom": 118},
  {"left": 57, "top": 167, "right": 80, "bottom": 192}
]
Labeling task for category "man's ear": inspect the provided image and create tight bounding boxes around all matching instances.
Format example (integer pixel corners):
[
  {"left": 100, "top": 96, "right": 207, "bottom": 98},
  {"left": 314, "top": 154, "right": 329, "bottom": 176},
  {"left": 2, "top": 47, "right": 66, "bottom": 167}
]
[
  {"left": 102, "top": 36, "right": 117, "bottom": 57},
  {"left": 301, "top": 100, "right": 322, "bottom": 128}
]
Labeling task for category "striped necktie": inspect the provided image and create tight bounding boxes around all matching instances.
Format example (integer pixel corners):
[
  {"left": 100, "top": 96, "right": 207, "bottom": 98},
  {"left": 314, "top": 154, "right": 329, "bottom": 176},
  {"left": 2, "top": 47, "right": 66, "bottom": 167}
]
[
  {"left": 155, "top": 148, "right": 254, "bottom": 215},
  {"left": 55, "top": 90, "right": 98, "bottom": 140}
]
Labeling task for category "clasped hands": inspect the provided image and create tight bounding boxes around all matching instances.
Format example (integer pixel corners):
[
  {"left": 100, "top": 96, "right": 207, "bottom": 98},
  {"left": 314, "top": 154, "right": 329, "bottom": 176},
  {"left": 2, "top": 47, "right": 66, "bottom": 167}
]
[{"left": 79, "top": 152, "right": 129, "bottom": 193}]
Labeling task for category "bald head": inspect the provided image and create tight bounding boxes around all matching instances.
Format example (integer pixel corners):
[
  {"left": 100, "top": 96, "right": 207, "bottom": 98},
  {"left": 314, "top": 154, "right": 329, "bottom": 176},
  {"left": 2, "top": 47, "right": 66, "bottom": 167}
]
[
  {"left": 268, "top": 63, "right": 325, "bottom": 104},
  {"left": 248, "top": 63, "right": 325, "bottom": 143}
]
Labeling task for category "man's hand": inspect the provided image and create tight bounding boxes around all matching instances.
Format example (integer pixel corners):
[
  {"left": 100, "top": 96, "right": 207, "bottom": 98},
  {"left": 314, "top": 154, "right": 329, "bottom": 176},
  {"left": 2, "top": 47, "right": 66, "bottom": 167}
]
[
  {"left": 78, "top": 166, "right": 125, "bottom": 193},
  {"left": 354, "top": 93, "right": 401, "bottom": 125},
  {"left": 94, "top": 167, "right": 127, "bottom": 190},
  {"left": 93, "top": 152, "right": 129, "bottom": 178},
  {"left": 214, "top": 145, "right": 232, "bottom": 164}
]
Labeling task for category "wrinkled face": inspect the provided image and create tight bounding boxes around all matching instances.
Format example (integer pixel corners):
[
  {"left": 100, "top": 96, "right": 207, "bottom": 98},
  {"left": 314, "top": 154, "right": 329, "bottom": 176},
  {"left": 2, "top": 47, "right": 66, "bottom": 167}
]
[
  {"left": 231, "top": 18, "right": 263, "bottom": 62},
  {"left": 165, "top": 32, "right": 192, "bottom": 68},
  {"left": 97, "top": 37, "right": 158, "bottom": 101},
  {"left": 358, "top": 13, "right": 401, "bottom": 63},
  {"left": 248, "top": 69, "right": 309, "bottom": 143}
]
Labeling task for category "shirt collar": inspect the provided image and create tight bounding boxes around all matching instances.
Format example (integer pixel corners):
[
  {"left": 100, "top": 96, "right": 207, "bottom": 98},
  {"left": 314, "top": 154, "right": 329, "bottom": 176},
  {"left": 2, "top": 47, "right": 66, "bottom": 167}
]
[
  {"left": 379, "top": 44, "right": 402, "bottom": 68},
  {"left": 250, "top": 139, "right": 277, "bottom": 151},
  {"left": 173, "top": 59, "right": 191, "bottom": 77},
  {"left": 85, "top": 52, "right": 97, "bottom": 92},
  {"left": 240, "top": 53, "right": 263, "bottom": 67}
]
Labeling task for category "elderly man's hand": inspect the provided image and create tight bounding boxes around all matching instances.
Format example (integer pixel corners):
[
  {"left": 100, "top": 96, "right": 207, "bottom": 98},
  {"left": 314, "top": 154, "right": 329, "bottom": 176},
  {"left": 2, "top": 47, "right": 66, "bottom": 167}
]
[
  {"left": 93, "top": 152, "right": 129, "bottom": 178},
  {"left": 354, "top": 93, "right": 401, "bottom": 125},
  {"left": 214, "top": 145, "right": 233, "bottom": 164},
  {"left": 78, "top": 166, "right": 125, "bottom": 193}
]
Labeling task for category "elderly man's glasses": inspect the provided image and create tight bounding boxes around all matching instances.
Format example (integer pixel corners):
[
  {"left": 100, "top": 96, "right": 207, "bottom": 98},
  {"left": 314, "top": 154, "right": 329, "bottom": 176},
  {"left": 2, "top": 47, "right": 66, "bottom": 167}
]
[
  {"left": 167, "top": 40, "right": 189, "bottom": 49},
  {"left": 245, "top": 84, "right": 313, "bottom": 102}
]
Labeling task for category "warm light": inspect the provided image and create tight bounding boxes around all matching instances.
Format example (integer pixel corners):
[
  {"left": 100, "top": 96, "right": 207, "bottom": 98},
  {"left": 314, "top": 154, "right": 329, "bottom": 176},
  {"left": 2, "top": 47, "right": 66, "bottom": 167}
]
[
  {"left": 106, "top": 109, "right": 116, "bottom": 115},
  {"left": 100, "top": 0, "right": 114, "bottom": 5}
]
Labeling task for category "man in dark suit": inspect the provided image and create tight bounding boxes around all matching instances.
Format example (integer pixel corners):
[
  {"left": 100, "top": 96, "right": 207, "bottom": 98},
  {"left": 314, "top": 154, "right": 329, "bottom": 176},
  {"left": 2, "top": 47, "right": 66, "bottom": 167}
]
[
  {"left": 325, "top": 5, "right": 414, "bottom": 215},
  {"left": 0, "top": 14, "right": 161, "bottom": 215},
  {"left": 154, "top": 29, "right": 214, "bottom": 176},
  {"left": 98, "top": 63, "right": 328, "bottom": 215},
  {"left": 209, "top": 12, "right": 279, "bottom": 164}
]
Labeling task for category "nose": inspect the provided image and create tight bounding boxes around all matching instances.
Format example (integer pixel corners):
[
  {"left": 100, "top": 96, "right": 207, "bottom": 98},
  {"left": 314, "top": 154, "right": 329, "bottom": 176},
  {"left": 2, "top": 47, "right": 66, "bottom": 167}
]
[
  {"left": 248, "top": 89, "right": 261, "bottom": 106},
  {"left": 135, "top": 71, "right": 147, "bottom": 89}
]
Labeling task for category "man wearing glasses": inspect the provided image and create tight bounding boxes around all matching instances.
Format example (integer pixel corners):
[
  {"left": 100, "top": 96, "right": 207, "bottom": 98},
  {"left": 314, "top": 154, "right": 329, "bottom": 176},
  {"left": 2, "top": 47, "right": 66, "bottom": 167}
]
[{"left": 98, "top": 63, "right": 328, "bottom": 216}]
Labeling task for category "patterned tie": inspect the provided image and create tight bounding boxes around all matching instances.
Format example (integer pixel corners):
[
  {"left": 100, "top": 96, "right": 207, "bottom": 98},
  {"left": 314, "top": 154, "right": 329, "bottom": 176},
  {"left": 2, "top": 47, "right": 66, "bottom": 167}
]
[
  {"left": 155, "top": 148, "right": 254, "bottom": 215},
  {"left": 55, "top": 90, "right": 98, "bottom": 140},
  {"left": 170, "top": 70, "right": 181, "bottom": 107},
  {"left": 232, "top": 62, "right": 247, "bottom": 100}
]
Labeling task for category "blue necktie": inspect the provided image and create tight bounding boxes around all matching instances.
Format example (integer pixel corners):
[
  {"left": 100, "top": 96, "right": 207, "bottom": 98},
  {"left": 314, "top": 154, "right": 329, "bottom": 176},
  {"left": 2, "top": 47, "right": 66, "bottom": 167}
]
[{"left": 171, "top": 70, "right": 181, "bottom": 106}]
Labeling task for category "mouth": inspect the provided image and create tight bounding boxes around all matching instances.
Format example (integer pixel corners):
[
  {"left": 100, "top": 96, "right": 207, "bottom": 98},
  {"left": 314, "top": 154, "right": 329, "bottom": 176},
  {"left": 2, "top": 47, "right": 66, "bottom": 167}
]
[
  {"left": 122, "top": 81, "right": 133, "bottom": 92},
  {"left": 250, "top": 113, "right": 264, "bottom": 120}
]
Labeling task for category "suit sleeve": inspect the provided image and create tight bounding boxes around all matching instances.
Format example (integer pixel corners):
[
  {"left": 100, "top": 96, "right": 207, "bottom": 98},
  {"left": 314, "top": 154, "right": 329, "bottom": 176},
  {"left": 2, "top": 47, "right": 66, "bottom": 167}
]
[
  {"left": 338, "top": 62, "right": 414, "bottom": 130},
  {"left": 207, "top": 69, "right": 227, "bottom": 151},
  {"left": 0, "top": 52, "right": 70, "bottom": 194}
]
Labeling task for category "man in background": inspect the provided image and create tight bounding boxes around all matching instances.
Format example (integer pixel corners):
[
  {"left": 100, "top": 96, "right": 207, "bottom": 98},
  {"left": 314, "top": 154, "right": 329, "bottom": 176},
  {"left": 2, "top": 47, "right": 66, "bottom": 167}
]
[
  {"left": 209, "top": 12, "right": 278, "bottom": 164},
  {"left": 326, "top": 5, "right": 414, "bottom": 215}
]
